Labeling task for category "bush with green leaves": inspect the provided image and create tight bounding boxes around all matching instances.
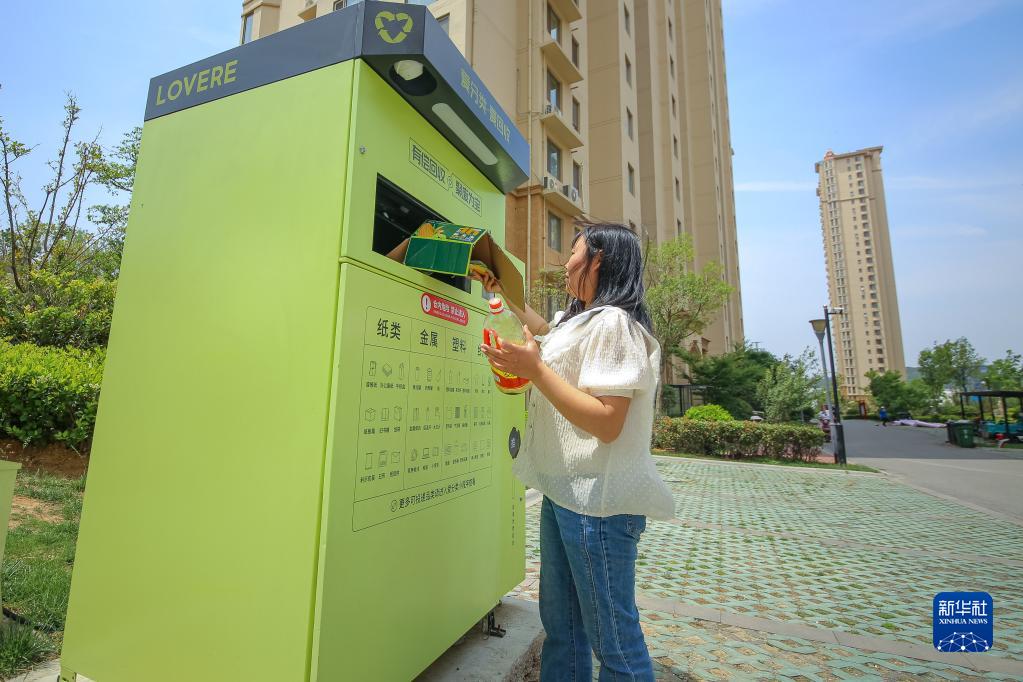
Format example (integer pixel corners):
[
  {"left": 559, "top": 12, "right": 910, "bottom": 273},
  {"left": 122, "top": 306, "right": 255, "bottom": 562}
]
[
  {"left": 653, "top": 417, "right": 824, "bottom": 461},
  {"left": 0, "top": 270, "right": 116, "bottom": 349},
  {"left": 0, "top": 341, "right": 104, "bottom": 448},
  {"left": 683, "top": 404, "right": 733, "bottom": 421}
]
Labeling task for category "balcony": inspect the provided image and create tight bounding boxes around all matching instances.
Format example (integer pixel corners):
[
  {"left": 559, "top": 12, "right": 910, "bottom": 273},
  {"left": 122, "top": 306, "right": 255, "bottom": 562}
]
[
  {"left": 548, "top": 0, "right": 582, "bottom": 24},
  {"left": 541, "top": 175, "right": 584, "bottom": 215},
  {"left": 540, "top": 103, "right": 583, "bottom": 150},
  {"left": 540, "top": 36, "right": 583, "bottom": 85}
]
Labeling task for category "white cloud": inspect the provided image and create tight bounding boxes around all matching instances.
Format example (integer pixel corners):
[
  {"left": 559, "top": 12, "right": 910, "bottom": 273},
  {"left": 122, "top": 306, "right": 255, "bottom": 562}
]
[
  {"left": 860, "top": 0, "right": 1007, "bottom": 42},
  {"left": 903, "top": 78, "right": 1023, "bottom": 149},
  {"left": 887, "top": 175, "right": 1023, "bottom": 191},
  {"left": 895, "top": 224, "right": 989, "bottom": 239},
  {"left": 734, "top": 180, "right": 816, "bottom": 192}
]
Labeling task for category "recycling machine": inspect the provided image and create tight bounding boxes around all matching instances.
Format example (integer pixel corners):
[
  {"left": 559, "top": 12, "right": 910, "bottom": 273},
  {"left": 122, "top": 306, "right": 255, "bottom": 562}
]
[{"left": 60, "top": 3, "right": 529, "bottom": 680}]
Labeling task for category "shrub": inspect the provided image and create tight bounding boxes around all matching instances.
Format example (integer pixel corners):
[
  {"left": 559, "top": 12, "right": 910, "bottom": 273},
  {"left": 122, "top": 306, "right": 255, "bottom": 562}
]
[
  {"left": 0, "top": 341, "right": 104, "bottom": 448},
  {"left": 0, "top": 270, "right": 116, "bottom": 349},
  {"left": 653, "top": 417, "right": 824, "bottom": 461},
  {"left": 683, "top": 404, "right": 733, "bottom": 421}
]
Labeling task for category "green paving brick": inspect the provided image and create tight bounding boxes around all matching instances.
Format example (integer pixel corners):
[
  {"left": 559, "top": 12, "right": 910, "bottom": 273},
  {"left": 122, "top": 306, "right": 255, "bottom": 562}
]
[{"left": 509, "top": 459, "right": 1021, "bottom": 680}]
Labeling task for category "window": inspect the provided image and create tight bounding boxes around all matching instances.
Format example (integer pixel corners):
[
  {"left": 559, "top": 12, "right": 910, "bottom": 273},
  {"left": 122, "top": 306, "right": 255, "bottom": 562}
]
[
  {"left": 670, "top": 57, "right": 675, "bottom": 78},
  {"left": 242, "top": 12, "right": 254, "bottom": 44},
  {"left": 673, "top": 135, "right": 678, "bottom": 157},
  {"left": 668, "top": 19, "right": 673, "bottom": 40},
  {"left": 546, "top": 71, "right": 561, "bottom": 111},
  {"left": 547, "top": 138, "right": 561, "bottom": 179},
  {"left": 674, "top": 177, "right": 680, "bottom": 200},
  {"left": 671, "top": 95, "right": 677, "bottom": 117},
  {"left": 626, "top": 108, "right": 634, "bottom": 139},
  {"left": 436, "top": 14, "right": 450, "bottom": 33},
  {"left": 624, "top": 5, "right": 631, "bottom": 34},
  {"left": 572, "top": 37, "right": 580, "bottom": 67},
  {"left": 573, "top": 162, "right": 582, "bottom": 192},
  {"left": 335, "top": 0, "right": 364, "bottom": 7},
  {"left": 548, "top": 212, "right": 563, "bottom": 251},
  {"left": 547, "top": 4, "right": 561, "bottom": 42},
  {"left": 566, "top": 99, "right": 578, "bottom": 132},
  {"left": 625, "top": 56, "right": 632, "bottom": 85},
  {"left": 627, "top": 164, "right": 635, "bottom": 195}
]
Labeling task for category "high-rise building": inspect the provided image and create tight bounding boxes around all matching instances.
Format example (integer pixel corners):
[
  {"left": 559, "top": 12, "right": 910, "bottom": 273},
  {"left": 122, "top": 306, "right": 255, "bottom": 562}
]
[
  {"left": 815, "top": 147, "right": 906, "bottom": 402},
  {"left": 239, "top": 0, "right": 743, "bottom": 353}
]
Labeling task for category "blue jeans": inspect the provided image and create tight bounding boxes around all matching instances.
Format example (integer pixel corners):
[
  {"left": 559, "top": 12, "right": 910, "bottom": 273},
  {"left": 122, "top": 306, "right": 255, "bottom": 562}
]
[{"left": 539, "top": 496, "right": 654, "bottom": 681}]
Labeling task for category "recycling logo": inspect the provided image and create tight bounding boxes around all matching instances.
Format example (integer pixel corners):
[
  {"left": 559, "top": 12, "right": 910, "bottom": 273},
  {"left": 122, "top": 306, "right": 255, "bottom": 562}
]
[{"left": 375, "top": 11, "right": 414, "bottom": 44}]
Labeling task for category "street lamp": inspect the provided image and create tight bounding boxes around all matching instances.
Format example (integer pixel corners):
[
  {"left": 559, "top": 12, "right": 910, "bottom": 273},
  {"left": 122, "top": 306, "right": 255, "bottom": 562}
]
[
  {"left": 809, "top": 308, "right": 847, "bottom": 464},
  {"left": 809, "top": 318, "right": 830, "bottom": 398}
]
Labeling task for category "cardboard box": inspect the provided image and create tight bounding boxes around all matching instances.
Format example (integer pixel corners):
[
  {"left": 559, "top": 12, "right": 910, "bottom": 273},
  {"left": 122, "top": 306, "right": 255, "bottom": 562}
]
[{"left": 404, "top": 221, "right": 525, "bottom": 310}]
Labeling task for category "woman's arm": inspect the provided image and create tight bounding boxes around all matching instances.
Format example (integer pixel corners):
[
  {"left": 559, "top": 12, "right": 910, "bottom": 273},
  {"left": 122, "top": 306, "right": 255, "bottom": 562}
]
[
  {"left": 481, "top": 326, "right": 631, "bottom": 443},
  {"left": 472, "top": 270, "right": 550, "bottom": 335}
]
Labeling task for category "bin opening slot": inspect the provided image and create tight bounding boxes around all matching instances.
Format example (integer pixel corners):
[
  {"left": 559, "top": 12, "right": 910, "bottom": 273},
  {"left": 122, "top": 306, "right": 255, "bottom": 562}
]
[{"left": 373, "top": 175, "right": 469, "bottom": 293}]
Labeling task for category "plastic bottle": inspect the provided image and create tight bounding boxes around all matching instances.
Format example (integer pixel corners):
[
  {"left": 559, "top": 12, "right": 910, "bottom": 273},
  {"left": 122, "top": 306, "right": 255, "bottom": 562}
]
[{"left": 482, "top": 296, "right": 532, "bottom": 394}]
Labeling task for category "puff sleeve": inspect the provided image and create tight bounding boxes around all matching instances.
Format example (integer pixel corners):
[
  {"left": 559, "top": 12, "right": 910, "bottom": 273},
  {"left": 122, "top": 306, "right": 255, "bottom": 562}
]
[{"left": 576, "top": 310, "right": 651, "bottom": 398}]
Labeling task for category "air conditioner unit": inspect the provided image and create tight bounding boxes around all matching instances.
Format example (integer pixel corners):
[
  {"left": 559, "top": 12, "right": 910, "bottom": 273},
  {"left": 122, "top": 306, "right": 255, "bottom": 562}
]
[
  {"left": 544, "top": 103, "right": 561, "bottom": 117},
  {"left": 568, "top": 186, "right": 580, "bottom": 203},
  {"left": 542, "top": 176, "right": 558, "bottom": 191}
]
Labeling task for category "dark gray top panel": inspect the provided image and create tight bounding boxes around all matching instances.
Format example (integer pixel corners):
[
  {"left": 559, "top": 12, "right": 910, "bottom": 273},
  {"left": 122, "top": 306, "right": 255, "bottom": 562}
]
[{"left": 144, "top": 1, "right": 528, "bottom": 192}]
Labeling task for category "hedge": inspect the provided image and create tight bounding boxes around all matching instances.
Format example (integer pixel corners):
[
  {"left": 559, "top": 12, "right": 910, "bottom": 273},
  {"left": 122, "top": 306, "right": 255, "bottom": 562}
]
[
  {"left": 683, "top": 404, "right": 733, "bottom": 421},
  {"left": 653, "top": 417, "right": 824, "bottom": 462},
  {"left": 0, "top": 341, "right": 105, "bottom": 448}
]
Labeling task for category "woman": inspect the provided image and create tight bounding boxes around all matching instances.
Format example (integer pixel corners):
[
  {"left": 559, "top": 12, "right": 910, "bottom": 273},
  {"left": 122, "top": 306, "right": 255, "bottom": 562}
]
[{"left": 477, "top": 223, "right": 675, "bottom": 682}]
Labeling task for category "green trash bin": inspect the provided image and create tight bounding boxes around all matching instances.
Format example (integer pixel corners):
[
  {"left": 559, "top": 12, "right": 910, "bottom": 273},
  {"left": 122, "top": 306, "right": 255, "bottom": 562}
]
[
  {"left": 953, "top": 421, "right": 975, "bottom": 448},
  {"left": 0, "top": 460, "right": 21, "bottom": 605}
]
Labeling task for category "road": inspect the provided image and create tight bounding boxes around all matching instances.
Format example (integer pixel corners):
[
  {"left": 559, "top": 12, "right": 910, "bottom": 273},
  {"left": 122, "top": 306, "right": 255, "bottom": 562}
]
[{"left": 833, "top": 418, "right": 1023, "bottom": 523}]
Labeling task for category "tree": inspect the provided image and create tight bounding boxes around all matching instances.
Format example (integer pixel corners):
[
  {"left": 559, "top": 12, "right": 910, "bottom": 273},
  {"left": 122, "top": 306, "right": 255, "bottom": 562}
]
[
  {"left": 1, "top": 94, "right": 138, "bottom": 348},
  {"left": 527, "top": 268, "right": 567, "bottom": 320},
  {"left": 1, "top": 94, "right": 136, "bottom": 286},
  {"left": 865, "top": 370, "right": 930, "bottom": 416},
  {"left": 685, "top": 342, "right": 777, "bottom": 418},
  {"left": 756, "top": 349, "right": 821, "bottom": 422},
  {"left": 918, "top": 338, "right": 985, "bottom": 396},
  {"left": 644, "top": 235, "right": 732, "bottom": 385},
  {"left": 984, "top": 350, "right": 1023, "bottom": 390}
]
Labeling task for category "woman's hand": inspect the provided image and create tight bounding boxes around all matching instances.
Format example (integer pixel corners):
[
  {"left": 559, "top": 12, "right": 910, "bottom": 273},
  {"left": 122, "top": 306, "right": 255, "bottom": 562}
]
[
  {"left": 470, "top": 269, "right": 504, "bottom": 294},
  {"left": 481, "top": 325, "right": 545, "bottom": 381}
]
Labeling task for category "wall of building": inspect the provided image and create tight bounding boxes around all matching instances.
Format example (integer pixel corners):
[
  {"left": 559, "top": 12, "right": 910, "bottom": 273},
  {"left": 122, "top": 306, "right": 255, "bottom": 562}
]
[
  {"left": 239, "top": 0, "right": 744, "bottom": 359},
  {"left": 817, "top": 147, "right": 906, "bottom": 403}
]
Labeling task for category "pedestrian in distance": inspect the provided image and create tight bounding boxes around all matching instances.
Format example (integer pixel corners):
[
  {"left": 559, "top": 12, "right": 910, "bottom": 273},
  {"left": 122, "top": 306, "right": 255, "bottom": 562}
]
[
  {"left": 475, "top": 222, "right": 673, "bottom": 682},
  {"left": 879, "top": 405, "right": 889, "bottom": 427}
]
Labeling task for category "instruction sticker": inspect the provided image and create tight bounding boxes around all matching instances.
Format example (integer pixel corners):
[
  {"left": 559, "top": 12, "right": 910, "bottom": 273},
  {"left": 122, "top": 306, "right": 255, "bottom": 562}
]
[{"left": 421, "top": 292, "right": 468, "bottom": 326}]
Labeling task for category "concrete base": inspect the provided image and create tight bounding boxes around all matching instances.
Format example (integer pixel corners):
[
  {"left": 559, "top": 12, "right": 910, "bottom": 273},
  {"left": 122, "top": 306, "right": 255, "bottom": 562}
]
[
  {"left": 13, "top": 599, "right": 543, "bottom": 682},
  {"left": 416, "top": 598, "right": 544, "bottom": 682}
]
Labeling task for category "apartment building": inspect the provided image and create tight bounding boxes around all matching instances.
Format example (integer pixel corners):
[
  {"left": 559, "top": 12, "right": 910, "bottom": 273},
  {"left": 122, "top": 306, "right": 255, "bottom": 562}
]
[
  {"left": 239, "top": 0, "right": 743, "bottom": 353},
  {"left": 815, "top": 147, "right": 906, "bottom": 402}
]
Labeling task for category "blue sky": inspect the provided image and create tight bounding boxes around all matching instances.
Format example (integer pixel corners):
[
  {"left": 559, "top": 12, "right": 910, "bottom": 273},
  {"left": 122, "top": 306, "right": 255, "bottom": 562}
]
[
  {"left": 2, "top": 1, "right": 1021, "bottom": 365},
  {"left": 723, "top": 0, "right": 1023, "bottom": 364}
]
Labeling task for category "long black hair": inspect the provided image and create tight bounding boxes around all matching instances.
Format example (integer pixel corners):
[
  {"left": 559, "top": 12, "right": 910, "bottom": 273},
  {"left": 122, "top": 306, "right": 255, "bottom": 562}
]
[{"left": 559, "top": 222, "right": 653, "bottom": 333}]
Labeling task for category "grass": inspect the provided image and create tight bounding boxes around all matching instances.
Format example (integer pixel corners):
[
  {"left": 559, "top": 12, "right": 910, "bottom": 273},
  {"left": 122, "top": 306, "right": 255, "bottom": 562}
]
[
  {"left": 654, "top": 450, "right": 879, "bottom": 473},
  {"left": 0, "top": 471, "right": 85, "bottom": 677},
  {"left": 0, "top": 622, "right": 54, "bottom": 677}
]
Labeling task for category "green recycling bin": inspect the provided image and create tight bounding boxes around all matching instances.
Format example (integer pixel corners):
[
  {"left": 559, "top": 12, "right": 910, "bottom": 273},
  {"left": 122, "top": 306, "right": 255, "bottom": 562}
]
[
  {"left": 0, "top": 460, "right": 21, "bottom": 607},
  {"left": 59, "top": 3, "right": 530, "bottom": 681},
  {"left": 953, "top": 421, "right": 975, "bottom": 448}
]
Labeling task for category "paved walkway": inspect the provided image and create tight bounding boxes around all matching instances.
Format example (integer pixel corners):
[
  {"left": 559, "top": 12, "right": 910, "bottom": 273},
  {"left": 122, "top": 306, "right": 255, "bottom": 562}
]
[
  {"left": 508, "top": 457, "right": 1023, "bottom": 680},
  {"left": 838, "top": 419, "right": 1023, "bottom": 523}
]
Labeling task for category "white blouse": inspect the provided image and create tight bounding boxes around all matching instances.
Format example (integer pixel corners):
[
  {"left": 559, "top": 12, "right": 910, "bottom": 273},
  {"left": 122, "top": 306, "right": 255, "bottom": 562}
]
[{"left": 512, "top": 306, "right": 676, "bottom": 520}]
